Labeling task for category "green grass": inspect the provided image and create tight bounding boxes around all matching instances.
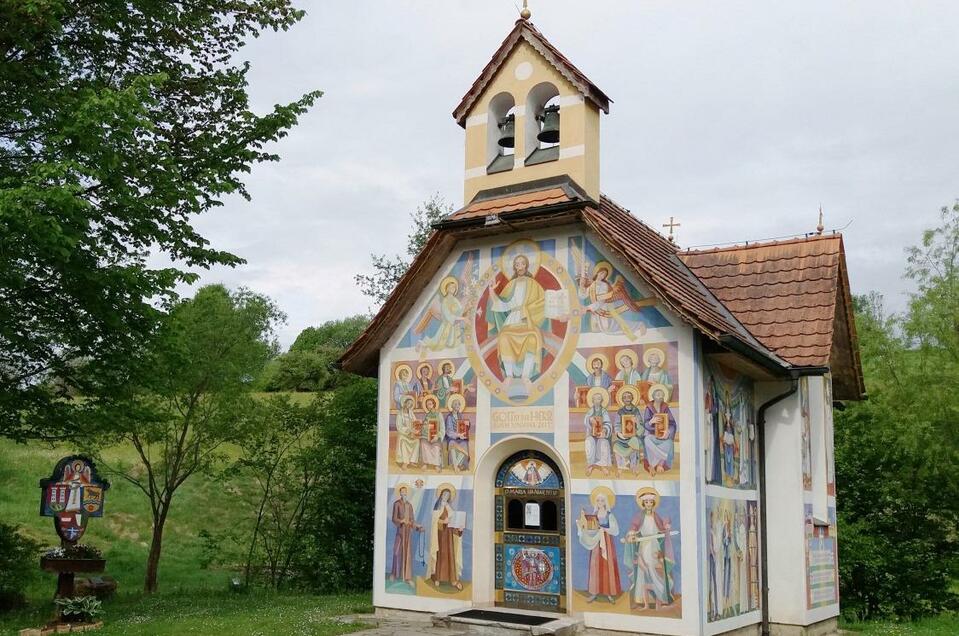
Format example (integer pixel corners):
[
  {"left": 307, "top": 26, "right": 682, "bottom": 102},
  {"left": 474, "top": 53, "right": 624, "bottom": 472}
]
[
  {"left": 0, "top": 429, "right": 373, "bottom": 636},
  {"left": 842, "top": 614, "right": 959, "bottom": 635}
]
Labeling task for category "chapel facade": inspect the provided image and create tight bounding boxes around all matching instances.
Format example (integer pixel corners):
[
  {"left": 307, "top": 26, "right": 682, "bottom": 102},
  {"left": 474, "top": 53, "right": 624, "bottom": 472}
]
[{"left": 340, "top": 14, "right": 862, "bottom": 636}]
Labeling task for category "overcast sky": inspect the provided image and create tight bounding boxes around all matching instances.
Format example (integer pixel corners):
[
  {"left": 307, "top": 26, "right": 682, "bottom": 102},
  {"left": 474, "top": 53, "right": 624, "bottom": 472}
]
[{"left": 184, "top": 1, "right": 959, "bottom": 347}]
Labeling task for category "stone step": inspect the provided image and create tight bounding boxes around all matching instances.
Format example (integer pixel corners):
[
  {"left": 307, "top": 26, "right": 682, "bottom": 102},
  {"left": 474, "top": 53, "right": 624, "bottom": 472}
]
[{"left": 433, "top": 608, "right": 582, "bottom": 636}]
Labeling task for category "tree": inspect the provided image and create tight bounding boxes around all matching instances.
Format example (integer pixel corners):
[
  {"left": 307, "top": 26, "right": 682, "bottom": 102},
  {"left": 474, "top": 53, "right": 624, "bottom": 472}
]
[
  {"left": 354, "top": 194, "right": 452, "bottom": 306},
  {"left": 292, "top": 379, "right": 377, "bottom": 592},
  {"left": 257, "top": 316, "right": 369, "bottom": 392},
  {"left": 835, "top": 202, "right": 959, "bottom": 620},
  {"left": 0, "top": 1, "right": 320, "bottom": 440},
  {"left": 87, "top": 285, "right": 283, "bottom": 593}
]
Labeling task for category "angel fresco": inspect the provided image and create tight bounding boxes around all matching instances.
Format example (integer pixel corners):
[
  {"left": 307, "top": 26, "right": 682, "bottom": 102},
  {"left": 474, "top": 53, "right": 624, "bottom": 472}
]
[
  {"left": 414, "top": 252, "right": 479, "bottom": 355},
  {"left": 571, "top": 240, "right": 656, "bottom": 340}
]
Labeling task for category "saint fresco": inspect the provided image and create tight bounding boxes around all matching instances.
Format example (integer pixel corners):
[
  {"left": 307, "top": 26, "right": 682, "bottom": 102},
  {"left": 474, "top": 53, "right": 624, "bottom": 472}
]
[
  {"left": 386, "top": 479, "right": 472, "bottom": 600},
  {"left": 399, "top": 250, "right": 480, "bottom": 352},
  {"left": 703, "top": 360, "right": 757, "bottom": 490},
  {"left": 804, "top": 504, "right": 839, "bottom": 609},
  {"left": 706, "top": 497, "right": 760, "bottom": 622},
  {"left": 569, "top": 344, "right": 681, "bottom": 479},
  {"left": 572, "top": 485, "right": 682, "bottom": 617},
  {"left": 389, "top": 359, "right": 476, "bottom": 474}
]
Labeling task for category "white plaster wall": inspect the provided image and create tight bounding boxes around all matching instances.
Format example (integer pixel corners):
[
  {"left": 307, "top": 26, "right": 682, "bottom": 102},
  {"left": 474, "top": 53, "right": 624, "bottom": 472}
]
[{"left": 760, "top": 382, "right": 807, "bottom": 626}]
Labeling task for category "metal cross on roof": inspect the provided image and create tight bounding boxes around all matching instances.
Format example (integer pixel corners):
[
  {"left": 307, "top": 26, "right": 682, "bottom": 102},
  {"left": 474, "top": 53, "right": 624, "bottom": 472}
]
[{"left": 663, "top": 216, "right": 681, "bottom": 243}]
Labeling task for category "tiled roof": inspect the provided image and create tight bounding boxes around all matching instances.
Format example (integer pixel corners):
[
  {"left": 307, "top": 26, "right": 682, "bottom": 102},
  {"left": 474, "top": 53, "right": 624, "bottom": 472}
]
[
  {"left": 452, "top": 20, "right": 611, "bottom": 127},
  {"left": 680, "top": 235, "right": 864, "bottom": 399},
  {"left": 449, "top": 187, "right": 574, "bottom": 220},
  {"left": 582, "top": 198, "right": 782, "bottom": 363}
]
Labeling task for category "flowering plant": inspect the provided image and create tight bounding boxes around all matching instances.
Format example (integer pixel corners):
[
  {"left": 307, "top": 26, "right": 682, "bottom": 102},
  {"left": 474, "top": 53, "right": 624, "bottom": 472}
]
[{"left": 44, "top": 544, "right": 103, "bottom": 560}]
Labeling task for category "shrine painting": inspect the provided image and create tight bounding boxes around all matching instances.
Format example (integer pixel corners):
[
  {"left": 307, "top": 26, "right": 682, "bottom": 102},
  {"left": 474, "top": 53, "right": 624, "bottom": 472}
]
[
  {"left": 571, "top": 484, "right": 682, "bottom": 618},
  {"left": 568, "top": 236, "right": 672, "bottom": 338},
  {"left": 389, "top": 358, "right": 476, "bottom": 474},
  {"left": 399, "top": 249, "right": 480, "bottom": 353},
  {"left": 703, "top": 360, "right": 757, "bottom": 490},
  {"left": 569, "top": 343, "right": 681, "bottom": 479},
  {"left": 386, "top": 478, "right": 473, "bottom": 601},
  {"left": 706, "top": 497, "right": 760, "bottom": 622},
  {"left": 465, "top": 239, "right": 580, "bottom": 405},
  {"left": 804, "top": 505, "right": 839, "bottom": 609}
]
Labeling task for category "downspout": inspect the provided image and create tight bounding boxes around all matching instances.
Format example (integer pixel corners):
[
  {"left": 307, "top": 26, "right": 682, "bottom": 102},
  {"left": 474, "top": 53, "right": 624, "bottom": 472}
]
[{"left": 757, "top": 379, "right": 798, "bottom": 636}]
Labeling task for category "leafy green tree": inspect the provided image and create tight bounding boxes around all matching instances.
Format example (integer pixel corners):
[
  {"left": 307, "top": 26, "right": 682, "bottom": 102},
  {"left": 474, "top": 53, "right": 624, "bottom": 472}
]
[
  {"left": 835, "top": 203, "right": 959, "bottom": 620},
  {"left": 355, "top": 194, "right": 452, "bottom": 306},
  {"left": 0, "top": 523, "right": 39, "bottom": 611},
  {"left": 0, "top": 1, "right": 320, "bottom": 440},
  {"left": 292, "top": 379, "right": 377, "bottom": 592},
  {"left": 258, "top": 316, "right": 370, "bottom": 392},
  {"left": 87, "top": 285, "right": 283, "bottom": 593}
]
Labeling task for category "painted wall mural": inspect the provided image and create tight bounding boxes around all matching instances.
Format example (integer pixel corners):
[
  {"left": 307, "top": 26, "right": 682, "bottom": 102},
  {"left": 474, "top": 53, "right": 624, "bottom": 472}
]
[
  {"left": 703, "top": 359, "right": 757, "bottom": 490},
  {"left": 804, "top": 504, "right": 839, "bottom": 609},
  {"left": 800, "top": 377, "right": 813, "bottom": 491},
  {"left": 568, "top": 236, "right": 672, "bottom": 339},
  {"left": 382, "top": 232, "right": 686, "bottom": 621},
  {"left": 389, "top": 358, "right": 477, "bottom": 474},
  {"left": 569, "top": 343, "right": 681, "bottom": 479},
  {"left": 706, "top": 497, "right": 760, "bottom": 622},
  {"left": 386, "top": 476, "right": 473, "bottom": 600},
  {"left": 571, "top": 483, "right": 682, "bottom": 618},
  {"left": 823, "top": 375, "right": 836, "bottom": 497}
]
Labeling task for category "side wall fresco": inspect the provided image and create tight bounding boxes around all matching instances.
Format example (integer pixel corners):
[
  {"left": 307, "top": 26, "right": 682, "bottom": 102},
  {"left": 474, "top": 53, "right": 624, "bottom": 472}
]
[
  {"left": 374, "top": 226, "right": 702, "bottom": 635},
  {"left": 701, "top": 357, "right": 762, "bottom": 632}
]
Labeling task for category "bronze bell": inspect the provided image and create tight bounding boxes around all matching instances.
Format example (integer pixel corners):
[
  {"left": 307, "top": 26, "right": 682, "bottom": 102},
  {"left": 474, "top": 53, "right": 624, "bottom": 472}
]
[
  {"left": 537, "top": 104, "right": 560, "bottom": 144},
  {"left": 497, "top": 114, "right": 515, "bottom": 148}
]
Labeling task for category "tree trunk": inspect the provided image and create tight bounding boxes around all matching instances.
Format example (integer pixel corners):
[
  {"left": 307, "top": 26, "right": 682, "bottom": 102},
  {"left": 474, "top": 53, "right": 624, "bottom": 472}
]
[{"left": 144, "top": 505, "right": 169, "bottom": 593}]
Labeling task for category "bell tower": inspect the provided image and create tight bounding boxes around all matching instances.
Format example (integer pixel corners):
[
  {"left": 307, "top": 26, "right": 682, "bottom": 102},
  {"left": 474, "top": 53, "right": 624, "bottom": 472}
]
[{"left": 452, "top": 13, "right": 611, "bottom": 204}]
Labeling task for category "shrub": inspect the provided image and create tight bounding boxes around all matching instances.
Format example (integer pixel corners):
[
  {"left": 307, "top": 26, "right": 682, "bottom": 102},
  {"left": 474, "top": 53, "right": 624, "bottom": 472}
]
[
  {"left": 54, "top": 596, "right": 104, "bottom": 623},
  {"left": 0, "top": 523, "right": 40, "bottom": 612}
]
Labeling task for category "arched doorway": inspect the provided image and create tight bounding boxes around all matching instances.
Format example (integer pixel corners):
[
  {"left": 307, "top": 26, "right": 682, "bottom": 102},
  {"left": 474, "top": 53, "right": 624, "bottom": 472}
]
[{"left": 494, "top": 450, "right": 566, "bottom": 613}]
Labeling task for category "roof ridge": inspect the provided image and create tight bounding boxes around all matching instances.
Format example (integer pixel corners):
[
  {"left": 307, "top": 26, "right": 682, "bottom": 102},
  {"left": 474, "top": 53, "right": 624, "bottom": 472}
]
[{"left": 683, "top": 233, "right": 843, "bottom": 255}]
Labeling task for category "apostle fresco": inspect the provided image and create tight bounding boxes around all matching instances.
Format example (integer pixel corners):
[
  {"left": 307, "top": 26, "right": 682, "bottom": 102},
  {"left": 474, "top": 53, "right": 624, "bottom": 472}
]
[
  {"left": 612, "top": 386, "right": 644, "bottom": 476},
  {"left": 435, "top": 361, "right": 456, "bottom": 408},
  {"left": 393, "top": 364, "right": 416, "bottom": 410},
  {"left": 390, "top": 485, "right": 423, "bottom": 584},
  {"left": 419, "top": 395, "right": 444, "bottom": 471},
  {"left": 444, "top": 394, "right": 470, "bottom": 472},
  {"left": 427, "top": 486, "right": 465, "bottom": 590},
  {"left": 585, "top": 353, "right": 613, "bottom": 389},
  {"left": 576, "top": 486, "right": 622, "bottom": 603},
  {"left": 643, "top": 385, "right": 677, "bottom": 475},
  {"left": 623, "top": 487, "right": 676, "bottom": 611},
  {"left": 614, "top": 349, "right": 642, "bottom": 385},
  {"left": 394, "top": 396, "right": 419, "bottom": 469},
  {"left": 641, "top": 348, "right": 672, "bottom": 391},
  {"left": 415, "top": 362, "right": 434, "bottom": 396},
  {"left": 584, "top": 387, "right": 613, "bottom": 477}
]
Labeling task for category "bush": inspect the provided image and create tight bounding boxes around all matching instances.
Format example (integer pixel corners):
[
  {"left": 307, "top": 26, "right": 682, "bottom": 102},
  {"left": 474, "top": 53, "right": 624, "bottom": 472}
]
[
  {"left": 0, "top": 523, "right": 40, "bottom": 612},
  {"left": 54, "top": 596, "right": 103, "bottom": 623}
]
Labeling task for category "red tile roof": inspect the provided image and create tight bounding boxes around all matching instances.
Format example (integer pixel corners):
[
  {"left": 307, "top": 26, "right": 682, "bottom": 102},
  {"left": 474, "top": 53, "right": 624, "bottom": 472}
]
[
  {"left": 680, "top": 235, "right": 864, "bottom": 399},
  {"left": 452, "top": 20, "right": 611, "bottom": 127},
  {"left": 450, "top": 187, "right": 574, "bottom": 220}
]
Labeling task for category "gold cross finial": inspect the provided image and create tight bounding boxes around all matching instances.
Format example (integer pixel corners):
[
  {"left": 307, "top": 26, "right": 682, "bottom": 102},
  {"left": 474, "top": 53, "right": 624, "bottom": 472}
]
[
  {"left": 817, "top": 206, "right": 825, "bottom": 235},
  {"left": 520, "top": 0, "right": 531, "bottom": 20},
  {"left": 663, "top": 216, "right": 681, "bottom": 243}
]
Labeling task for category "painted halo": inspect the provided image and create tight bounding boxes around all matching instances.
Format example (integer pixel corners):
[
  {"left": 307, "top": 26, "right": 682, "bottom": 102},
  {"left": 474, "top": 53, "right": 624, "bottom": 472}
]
[
  {"left": 438, "top": 359, "right": 456, "bottom": 375},
  {"left": 616, "top": 385, "right": 639, "bottom": 408},
  {"left": 394, "top": 482, "right": 412, "bottom": 498},
  {"left": 648, "top": 383, "right": 671, "bottom": 403},
  {"left": 422, "top": 394, "right": 440, "bottom": 411},
  {"left": 615, "top": 348, "right": 639, "bottom": 371},
  {"left": 393, "top": 363, "right": 413, "bottom": 382},
  {"left": 499, "top": 239, "right": 542, "bottom": 276},
  {"left": 440, "top": 275, "right": 459, "bottom": 296},
  {"left": 635, "top": 486, "right": 660, "bottom": 509},
  {"left": 585, "top": 386, "right": 611, "bottom": 408},
  {"left": 643, "top": 347, "right": 667, "bottom": 368},
  {"left": 416, "top": 362, "right": 434, "bottom": 378},
  {"left": 585, "top": 352, "right": 610, "bottom": 373},
  {"left": 447, "top": 393, "right": 466, "bottom": 412},
  {"left": 400, "top": 395, "right": 416, "bottom": 410},
  {"left": 592, "top": 261, "right": 613, "bottom": 280},
  {"left": 589, "top": 486, "right": 616, "bottom": 509},
  {"left": 435, "top": 482, "right": 457, "bottom": 503}
]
